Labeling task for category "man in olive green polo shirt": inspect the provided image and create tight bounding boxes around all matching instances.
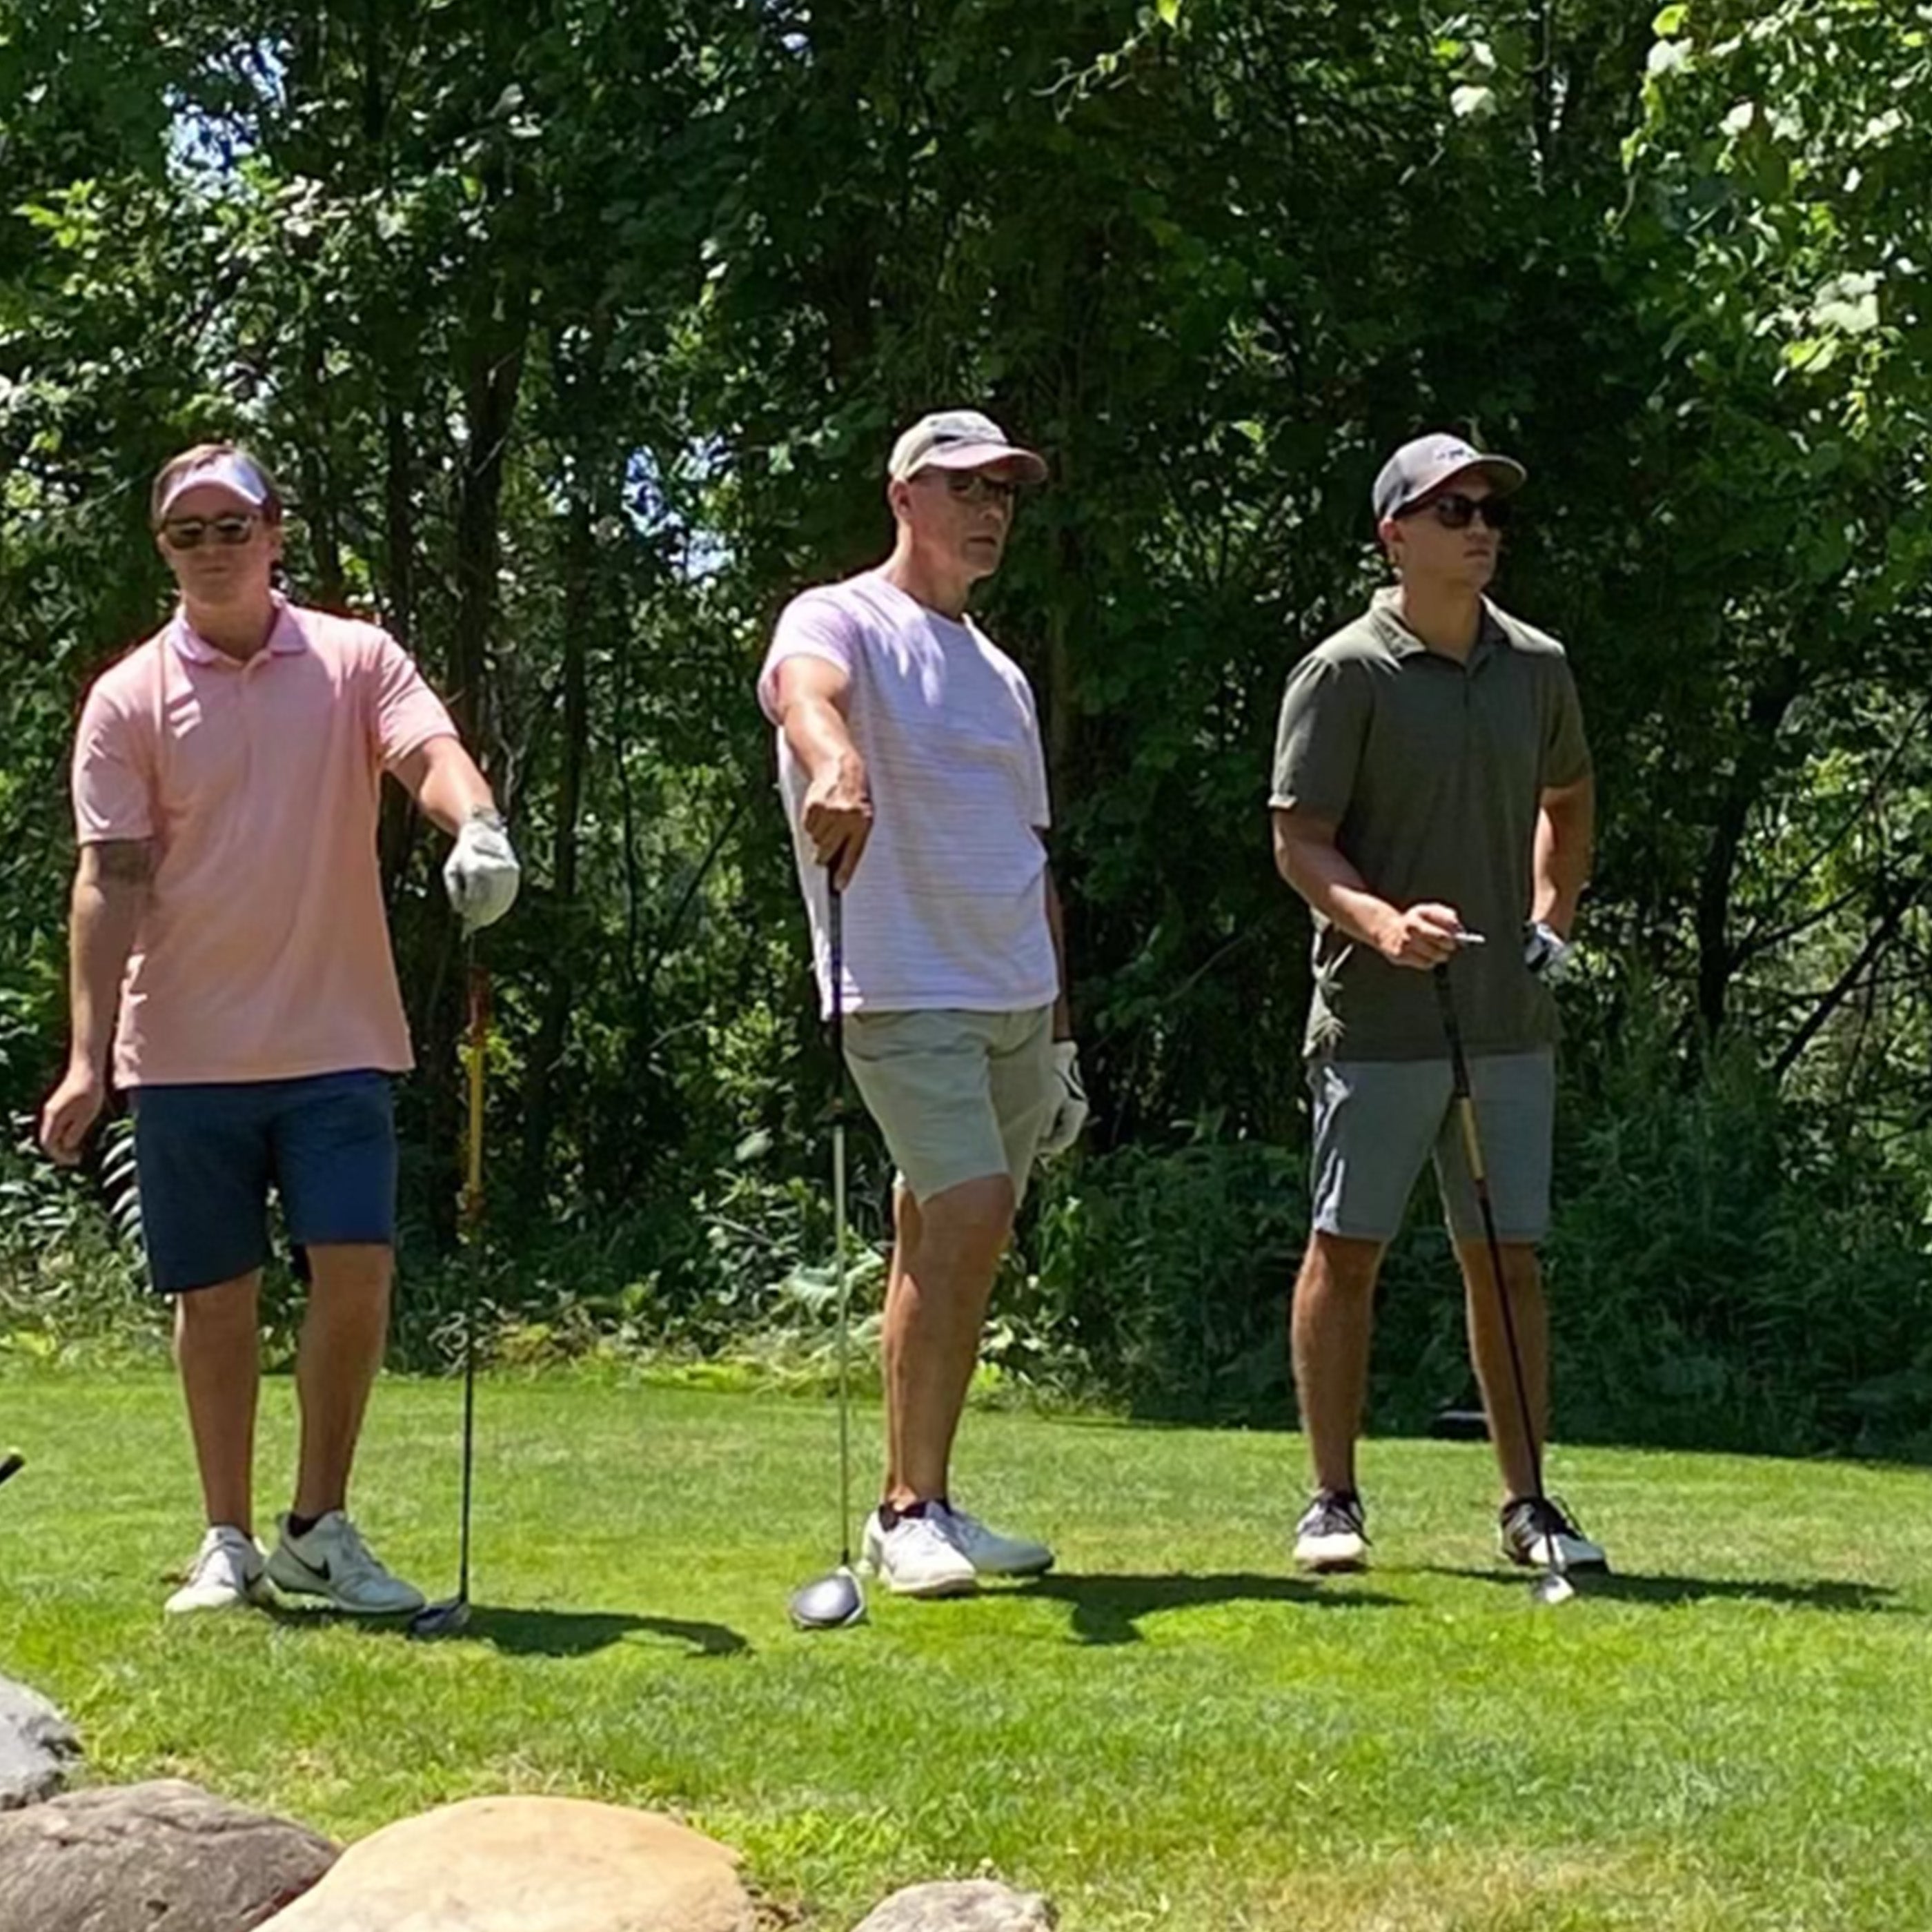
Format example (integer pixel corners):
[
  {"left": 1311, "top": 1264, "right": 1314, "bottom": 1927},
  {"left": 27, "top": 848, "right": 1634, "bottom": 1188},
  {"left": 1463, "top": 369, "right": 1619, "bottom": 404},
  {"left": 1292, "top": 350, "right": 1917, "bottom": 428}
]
[{"left": 1268, "top": 431, "right": 1606, "bottom": 1577}]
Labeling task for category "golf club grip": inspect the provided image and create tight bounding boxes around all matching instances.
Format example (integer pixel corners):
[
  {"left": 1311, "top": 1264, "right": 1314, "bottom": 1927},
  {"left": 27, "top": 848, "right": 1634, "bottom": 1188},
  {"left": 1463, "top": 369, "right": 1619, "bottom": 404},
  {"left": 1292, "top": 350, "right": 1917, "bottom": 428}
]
[
  {"left": 1432, "top": 966, "right": 1470, "bottom": 1094},
  {"left": 827, "top": 869, "right": 843, "bottom": 1058}
]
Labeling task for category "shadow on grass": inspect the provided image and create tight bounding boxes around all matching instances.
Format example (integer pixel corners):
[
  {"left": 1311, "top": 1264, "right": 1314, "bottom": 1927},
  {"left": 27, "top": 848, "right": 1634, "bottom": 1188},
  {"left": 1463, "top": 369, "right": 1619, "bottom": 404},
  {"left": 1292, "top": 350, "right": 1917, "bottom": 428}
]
[
  {"left": 260, "top": 1601, "right": 752, "bottom": 1657},
  {"left": 1015, "top": 1570, "right": 1403, "bottom": 1646},
  {"left": 466, "top": 1606, "right": 752, "bottom": 1657},
  {"left": 1423, "top": 1566, "right": 1908, "bottom": 1613}
]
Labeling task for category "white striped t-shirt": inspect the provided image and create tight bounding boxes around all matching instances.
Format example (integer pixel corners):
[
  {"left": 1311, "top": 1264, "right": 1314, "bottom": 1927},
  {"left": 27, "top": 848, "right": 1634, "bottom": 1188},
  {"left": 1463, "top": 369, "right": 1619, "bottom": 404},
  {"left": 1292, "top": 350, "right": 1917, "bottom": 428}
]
[{"left": 758, "top": 569, "right": 1058, "bottom": 1018}]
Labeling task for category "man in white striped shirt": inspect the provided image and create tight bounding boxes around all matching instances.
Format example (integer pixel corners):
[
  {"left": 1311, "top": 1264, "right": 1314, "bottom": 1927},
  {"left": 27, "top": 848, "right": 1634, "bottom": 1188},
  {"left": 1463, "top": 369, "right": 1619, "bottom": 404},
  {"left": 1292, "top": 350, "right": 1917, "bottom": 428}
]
[{"left": 758, "top": 409, "right": 1088, "bottom": 1598}]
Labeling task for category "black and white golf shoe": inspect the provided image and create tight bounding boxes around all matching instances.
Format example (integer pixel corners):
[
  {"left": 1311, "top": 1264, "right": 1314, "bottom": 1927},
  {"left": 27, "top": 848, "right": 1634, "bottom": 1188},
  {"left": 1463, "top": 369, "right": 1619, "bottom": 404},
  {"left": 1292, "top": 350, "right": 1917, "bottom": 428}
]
[{"left": 1499, "top": 1495, "right": 1608, "bottom": 1573}]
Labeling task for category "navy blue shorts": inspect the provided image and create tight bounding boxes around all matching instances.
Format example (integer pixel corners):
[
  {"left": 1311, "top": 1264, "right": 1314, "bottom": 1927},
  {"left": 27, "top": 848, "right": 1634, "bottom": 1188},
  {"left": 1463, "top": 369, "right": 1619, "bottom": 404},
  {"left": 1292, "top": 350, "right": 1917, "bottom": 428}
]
[{"left": 130, "top": 1070, "right": 398, "bottom": 1295}]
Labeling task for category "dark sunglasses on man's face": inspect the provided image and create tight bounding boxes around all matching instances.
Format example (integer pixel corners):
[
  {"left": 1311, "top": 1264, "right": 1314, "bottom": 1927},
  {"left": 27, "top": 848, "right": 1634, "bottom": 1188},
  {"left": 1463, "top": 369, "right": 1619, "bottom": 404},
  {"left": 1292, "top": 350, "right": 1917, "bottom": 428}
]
[
  {"left": 159, "top": 513, "right": 259, "bottom": 551},
  {"left": 1404, "top": 492, "right": 1514, "bottom": 532},
  {"left": 936, "top": 472, "right": 1019, "bottom": 508}
]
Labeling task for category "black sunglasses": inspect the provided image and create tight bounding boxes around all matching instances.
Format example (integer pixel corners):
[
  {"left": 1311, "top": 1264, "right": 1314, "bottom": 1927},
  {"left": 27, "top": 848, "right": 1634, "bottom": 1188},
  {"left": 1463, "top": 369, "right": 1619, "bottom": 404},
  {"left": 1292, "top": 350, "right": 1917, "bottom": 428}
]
[
  {"left": 159, "top": 513, "right": 259, "bottom": 551},
  {"left": 933, "top": 472, "right": 1020, "bottom": 506},
  {"left": 1402, "top": 492, "right": 1514, "bottom": 531}
]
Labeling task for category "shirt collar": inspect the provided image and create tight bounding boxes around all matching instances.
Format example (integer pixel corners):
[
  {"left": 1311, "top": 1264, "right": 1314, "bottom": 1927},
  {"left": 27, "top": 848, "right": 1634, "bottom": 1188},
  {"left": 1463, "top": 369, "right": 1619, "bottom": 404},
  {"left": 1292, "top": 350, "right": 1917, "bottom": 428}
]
[
  {"left": 1368, "top": 586, "right": 1506, "bottom": 667},
  {"left": 169, "top": 595, "right": 305, "bottom": 667}
]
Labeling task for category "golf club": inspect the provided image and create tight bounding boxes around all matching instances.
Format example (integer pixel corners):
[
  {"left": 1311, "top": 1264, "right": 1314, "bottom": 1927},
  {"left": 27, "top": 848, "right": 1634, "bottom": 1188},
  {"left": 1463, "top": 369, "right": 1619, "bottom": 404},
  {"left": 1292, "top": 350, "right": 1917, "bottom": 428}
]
[
  {"left": 1432, "top": 960, "right": 1578, "bottom": 1607},
  {"left": 0, "top": 1450, "right": 23, "bottom": 1490},
  {"left": 788, "top": 870, "right": 866, "bottom": 1632},
  {"left": 410, "top": 943, "right": 489, "bottom": 1641}
]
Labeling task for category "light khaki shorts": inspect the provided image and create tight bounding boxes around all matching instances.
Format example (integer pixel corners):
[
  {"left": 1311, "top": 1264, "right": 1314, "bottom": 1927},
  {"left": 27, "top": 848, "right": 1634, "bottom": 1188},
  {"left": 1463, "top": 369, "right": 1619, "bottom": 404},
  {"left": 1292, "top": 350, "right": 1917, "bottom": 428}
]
[{"left": 842, "top": 1007, "right": 1057, "bottom": 1205}]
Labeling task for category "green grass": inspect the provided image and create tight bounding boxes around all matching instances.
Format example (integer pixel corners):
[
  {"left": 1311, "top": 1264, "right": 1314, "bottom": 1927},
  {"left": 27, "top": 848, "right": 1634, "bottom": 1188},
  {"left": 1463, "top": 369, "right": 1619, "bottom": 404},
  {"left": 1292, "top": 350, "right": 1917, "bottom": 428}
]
[{"left": 4, "top": 1365, "right": 1931, "bottom": 1929}]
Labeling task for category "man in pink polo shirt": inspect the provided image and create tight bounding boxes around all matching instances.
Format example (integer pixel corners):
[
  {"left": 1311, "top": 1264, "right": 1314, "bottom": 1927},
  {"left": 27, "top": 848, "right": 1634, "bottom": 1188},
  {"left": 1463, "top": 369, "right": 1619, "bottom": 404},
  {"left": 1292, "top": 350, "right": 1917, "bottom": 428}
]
[
  {"left": 39, "top": 442, "right": 520, "bottom": 1617},
  {"left": 759, "top": 408, "right": 1089, "bottom": 1599}
]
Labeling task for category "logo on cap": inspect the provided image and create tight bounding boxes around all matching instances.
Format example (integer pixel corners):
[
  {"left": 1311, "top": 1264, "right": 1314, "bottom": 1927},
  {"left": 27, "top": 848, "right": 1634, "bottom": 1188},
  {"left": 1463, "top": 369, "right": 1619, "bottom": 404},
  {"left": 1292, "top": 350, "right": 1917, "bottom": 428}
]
[{"left": 1372, "top": 433, "right": 1526, "bottom": 523}]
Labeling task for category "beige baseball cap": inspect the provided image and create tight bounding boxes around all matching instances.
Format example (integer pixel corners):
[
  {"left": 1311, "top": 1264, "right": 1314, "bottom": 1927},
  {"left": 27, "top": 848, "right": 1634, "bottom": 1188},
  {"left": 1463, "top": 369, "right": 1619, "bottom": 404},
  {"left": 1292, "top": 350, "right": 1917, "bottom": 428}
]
[{"left": 888, "top": 409, "right": 1047, "bottom": 484}]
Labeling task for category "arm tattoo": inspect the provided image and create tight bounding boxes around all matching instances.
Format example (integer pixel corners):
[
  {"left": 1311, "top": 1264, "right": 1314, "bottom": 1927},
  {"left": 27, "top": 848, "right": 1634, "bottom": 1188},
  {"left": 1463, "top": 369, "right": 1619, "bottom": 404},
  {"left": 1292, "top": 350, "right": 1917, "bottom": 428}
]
[{"left": 92, "top": 840, "right": 155, "bottom": 887}]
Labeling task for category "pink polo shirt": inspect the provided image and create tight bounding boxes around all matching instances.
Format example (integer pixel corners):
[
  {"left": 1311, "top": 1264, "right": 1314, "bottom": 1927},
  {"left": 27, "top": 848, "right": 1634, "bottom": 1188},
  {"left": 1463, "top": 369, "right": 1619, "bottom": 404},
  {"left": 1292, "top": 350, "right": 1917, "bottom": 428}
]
[{"left": 70, "top": 599, "right": 457, "bottom": 1087}]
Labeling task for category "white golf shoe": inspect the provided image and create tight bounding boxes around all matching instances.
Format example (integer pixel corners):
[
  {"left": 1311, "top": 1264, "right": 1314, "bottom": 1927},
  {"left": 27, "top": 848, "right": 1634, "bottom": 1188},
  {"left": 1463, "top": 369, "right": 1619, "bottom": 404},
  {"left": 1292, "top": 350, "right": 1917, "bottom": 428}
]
[
  {"left": 165, "top": 1525, "right": 268, "bottom": 1615},
  {"left": 938, "top": 1502, "right": 1054, "bottom": 1578},
  {"left": 860, "top": 1505, "right": 977, "bottom": 1598},
  {"left": 1293, "top": 1489, "right": 1370, "bottom": 1573},
  {"left": 266, "top": 1510, "right": 426, "bottom": 1615}
]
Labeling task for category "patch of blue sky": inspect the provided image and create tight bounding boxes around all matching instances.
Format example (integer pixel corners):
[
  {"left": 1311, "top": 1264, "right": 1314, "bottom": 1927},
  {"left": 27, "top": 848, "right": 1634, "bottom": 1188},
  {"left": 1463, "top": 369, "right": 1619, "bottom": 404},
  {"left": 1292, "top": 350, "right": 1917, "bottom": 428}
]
[
  {"left": 627, "top": 442, "right": 732, "bottom": 582},
  {"left": 165, "top": 40, "right": 287, "bottom": 193}
]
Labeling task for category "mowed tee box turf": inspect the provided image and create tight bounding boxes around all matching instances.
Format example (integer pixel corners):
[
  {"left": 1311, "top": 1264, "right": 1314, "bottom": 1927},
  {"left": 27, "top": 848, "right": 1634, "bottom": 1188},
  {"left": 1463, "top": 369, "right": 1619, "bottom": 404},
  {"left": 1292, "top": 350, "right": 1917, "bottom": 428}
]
[{"left": 5, "top": 1370, "right": 1931, "bottom": 1931}]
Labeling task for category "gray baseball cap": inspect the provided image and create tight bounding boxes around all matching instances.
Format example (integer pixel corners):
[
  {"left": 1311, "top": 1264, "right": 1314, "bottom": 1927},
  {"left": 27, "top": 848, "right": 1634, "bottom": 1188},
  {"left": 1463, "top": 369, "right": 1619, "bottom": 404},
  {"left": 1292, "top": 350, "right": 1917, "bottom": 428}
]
[
  {"left": 888, "top": 409, "right": 1047, "bottom": 484},
  {"left": 1372, "top": 433, "right": 1526, "bottom": 523}
]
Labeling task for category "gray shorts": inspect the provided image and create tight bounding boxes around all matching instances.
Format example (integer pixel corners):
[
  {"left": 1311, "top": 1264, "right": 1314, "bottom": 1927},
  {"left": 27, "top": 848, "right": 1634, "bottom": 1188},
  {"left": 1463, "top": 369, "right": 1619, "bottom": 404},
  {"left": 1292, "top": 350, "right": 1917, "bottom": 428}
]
[
  {"left": 842, "top": 1007, "right": 1056, "bottom": 1206},
  {"left": 1308, "top": 1050, "right": 1555, "bottom": 1245}
]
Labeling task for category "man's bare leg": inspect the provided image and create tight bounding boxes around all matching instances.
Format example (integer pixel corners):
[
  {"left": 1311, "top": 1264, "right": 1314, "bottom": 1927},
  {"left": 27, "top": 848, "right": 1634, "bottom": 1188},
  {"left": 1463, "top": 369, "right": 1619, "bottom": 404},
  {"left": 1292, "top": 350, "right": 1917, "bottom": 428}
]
[
  {"left": 175, "top": 1271, "right": 263, "bottom": 1532},
  {"left": 1455, "top": 1236, "right": 1548, "bottom": 1502},
  {"left": 290, "top": 1242, "right": 393, "bottom": 1521},
  {"left": 881, "top": 1174, "right": 1014, "bottom": 1506},
  {"left": 1290, "top": 1231, "right": 1386, "bottom": 1495}
]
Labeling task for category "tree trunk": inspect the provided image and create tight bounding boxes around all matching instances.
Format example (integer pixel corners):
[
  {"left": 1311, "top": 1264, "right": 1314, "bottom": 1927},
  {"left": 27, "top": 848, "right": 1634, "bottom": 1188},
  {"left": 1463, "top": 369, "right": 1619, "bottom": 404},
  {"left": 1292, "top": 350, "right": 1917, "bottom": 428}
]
[
  {"left": 520, "top": 491, "right": 593, "bottom": 1198},
  {"left": 1694, "top": 654, "right": 1804, "bottom": 1039}
]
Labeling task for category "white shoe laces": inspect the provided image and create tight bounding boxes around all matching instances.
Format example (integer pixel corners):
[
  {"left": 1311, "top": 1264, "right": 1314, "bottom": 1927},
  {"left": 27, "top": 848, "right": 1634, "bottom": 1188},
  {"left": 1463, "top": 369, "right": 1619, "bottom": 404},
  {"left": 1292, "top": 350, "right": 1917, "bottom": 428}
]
[
  {"left": 186, "top": 1528, "right": 255, "bottom": 1587},
  {"left": 888, "top": 1512, "right": 968, "bottom": 1566}
]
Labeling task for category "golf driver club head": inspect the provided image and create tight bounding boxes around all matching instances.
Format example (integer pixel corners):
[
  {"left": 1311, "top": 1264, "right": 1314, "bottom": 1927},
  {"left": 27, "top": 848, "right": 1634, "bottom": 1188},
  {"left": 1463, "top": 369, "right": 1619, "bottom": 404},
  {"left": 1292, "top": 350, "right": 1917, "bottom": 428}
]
[
  {"left": 0, "top": 1450, "right": 22, "bottom": 1489},
  {"left": 408, "top": 1595, "right": 472, "bottom": 1640},
  {"left": 789, "top": 1564, "right": 866, "bottom": 1632}
]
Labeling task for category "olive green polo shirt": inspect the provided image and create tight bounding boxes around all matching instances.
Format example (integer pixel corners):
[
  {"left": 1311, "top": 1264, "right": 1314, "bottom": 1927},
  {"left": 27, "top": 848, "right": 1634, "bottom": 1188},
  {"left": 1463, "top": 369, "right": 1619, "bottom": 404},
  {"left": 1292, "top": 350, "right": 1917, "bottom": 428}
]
[{"left": 1269, "top": 589, "right": 1590, "bottom": 1060}]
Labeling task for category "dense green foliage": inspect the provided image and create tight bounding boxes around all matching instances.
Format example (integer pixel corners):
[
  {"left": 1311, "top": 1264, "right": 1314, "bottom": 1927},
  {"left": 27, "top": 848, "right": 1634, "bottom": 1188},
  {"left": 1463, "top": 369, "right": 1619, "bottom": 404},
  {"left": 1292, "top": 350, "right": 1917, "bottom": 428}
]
[
  {"left": 3, "top": 2, "right": 1929, "bottom": 1451},
  {"left": 10, "top": 1366, "right": 1932, "bottom": 1929}
]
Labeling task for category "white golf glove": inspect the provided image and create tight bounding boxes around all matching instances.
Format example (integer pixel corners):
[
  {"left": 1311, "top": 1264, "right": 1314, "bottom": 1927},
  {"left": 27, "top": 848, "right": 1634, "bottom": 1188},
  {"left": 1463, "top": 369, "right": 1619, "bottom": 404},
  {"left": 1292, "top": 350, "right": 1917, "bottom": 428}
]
[
  {"left": 1524, "top": 919, "right": 1575, "bottom": 984},
  {"left": 1038, "top": 1041, "right": 1090, "bottom": 1159},
  {"left": 444, "top": 809, "right": 521, "bottom": 931}
]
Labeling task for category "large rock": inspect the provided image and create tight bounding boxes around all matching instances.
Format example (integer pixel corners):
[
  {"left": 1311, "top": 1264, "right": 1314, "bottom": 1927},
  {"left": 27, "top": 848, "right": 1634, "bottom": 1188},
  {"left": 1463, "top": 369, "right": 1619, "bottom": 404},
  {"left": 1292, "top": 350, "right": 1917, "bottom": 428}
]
[
  {"left": 851, "top": 1882, "right": 1057, "bottom": 1932},
  {"left": 260, "top": 1795, "right": 756, "bottom": 1932},
  {"left": 0, "top": 1675, "right": 80, "bottom": 1808},
  {"left": 0, "top": 1779, "right": 337, "bottom": 1930}
]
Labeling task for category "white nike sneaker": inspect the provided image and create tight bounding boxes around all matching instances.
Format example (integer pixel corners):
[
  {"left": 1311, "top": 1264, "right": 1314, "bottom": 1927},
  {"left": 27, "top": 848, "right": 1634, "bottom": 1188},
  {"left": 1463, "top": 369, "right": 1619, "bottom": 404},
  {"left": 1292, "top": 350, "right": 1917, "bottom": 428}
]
[
  {"left": 266, "top": 1511, "right": 426, "bottom": 1615},
  {"left": 860, "top": 1506, "right": 978, "bottom": 1598},
  {"left": 166, "top": 1525, "right": 268, "bottom": 1616},
  {"left": 939, "top": 1503, "right": 1054, "bottom": 1577}
]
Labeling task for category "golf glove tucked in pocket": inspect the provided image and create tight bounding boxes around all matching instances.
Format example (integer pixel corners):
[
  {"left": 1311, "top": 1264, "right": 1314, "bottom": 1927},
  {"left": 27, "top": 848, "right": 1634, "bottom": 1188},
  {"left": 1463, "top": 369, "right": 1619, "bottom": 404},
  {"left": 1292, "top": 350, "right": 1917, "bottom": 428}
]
[{"left": 1039, "top": 1041, "right": 1090, "bottom": 1158}]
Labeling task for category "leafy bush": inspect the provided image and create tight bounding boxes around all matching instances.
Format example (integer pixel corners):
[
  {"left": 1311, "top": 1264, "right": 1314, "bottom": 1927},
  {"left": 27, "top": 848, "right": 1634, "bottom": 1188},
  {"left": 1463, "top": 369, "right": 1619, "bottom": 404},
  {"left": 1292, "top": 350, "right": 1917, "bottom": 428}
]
[
  {"left": 1548, "top": 1024, "right": 1932, "bottom": 1457},
  {"left": 0, "top": 1117, "right": 159, "bottom": 1363}
]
